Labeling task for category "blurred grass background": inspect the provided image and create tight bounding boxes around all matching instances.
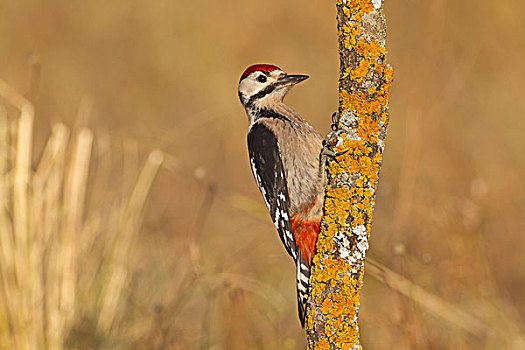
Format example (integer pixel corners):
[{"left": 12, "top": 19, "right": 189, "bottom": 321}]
[{"left": 1, "top": 0, "right": 524, "bottom": 348}]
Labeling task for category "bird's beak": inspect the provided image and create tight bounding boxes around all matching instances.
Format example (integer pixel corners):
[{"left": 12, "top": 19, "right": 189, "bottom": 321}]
[{"left": 277, "top": 74, "right": 309, "bottom": 86}]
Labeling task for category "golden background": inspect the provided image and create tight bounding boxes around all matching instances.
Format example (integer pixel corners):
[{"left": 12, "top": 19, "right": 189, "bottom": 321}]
[{"left": 1, "top": 0, "right": 524, "bottom": 348}]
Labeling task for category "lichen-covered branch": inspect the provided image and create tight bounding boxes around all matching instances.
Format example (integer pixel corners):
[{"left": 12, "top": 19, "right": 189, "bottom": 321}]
[{"left": 306, "top": 0, "right": 392, "bottom": 348}]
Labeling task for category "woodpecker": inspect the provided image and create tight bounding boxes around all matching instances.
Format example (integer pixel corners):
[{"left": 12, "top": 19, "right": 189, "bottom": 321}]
[{"left": 238, "top": 64, "right": 324, "bottom": 327}]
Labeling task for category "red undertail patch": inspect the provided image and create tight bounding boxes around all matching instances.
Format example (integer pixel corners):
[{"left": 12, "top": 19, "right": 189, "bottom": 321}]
[{"left": 290, "top": 216, "right": 320, "bottom": 265}]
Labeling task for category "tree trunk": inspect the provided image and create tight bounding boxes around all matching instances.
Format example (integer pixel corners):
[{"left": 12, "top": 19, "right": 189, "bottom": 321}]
[{"left": 306, "top": 1, "right": 392, "bottom": 348}]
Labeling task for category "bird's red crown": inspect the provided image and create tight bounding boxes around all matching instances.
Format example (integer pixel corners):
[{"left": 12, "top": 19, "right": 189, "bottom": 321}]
[{"left": 241, "top": 64, "right": 281, "bottom": 79}]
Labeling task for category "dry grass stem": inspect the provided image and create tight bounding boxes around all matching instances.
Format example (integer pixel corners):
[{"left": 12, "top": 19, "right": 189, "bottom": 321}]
[{"left": 0, "top": 81, "right": 162, "bottom": 349}]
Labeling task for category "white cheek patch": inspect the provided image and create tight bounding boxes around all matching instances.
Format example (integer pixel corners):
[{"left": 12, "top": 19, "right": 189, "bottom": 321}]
[{"left": 239, "top": 74, "right": 272, "bottom": 101}]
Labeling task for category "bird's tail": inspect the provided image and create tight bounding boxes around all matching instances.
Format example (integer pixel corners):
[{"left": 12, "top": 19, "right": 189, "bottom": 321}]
[{"left": 296, "top": 250, "right": 311, "bottom": 328}]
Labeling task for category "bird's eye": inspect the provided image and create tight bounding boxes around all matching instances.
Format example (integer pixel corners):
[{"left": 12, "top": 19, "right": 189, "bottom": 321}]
[{"left": 257, "top": 75, "right": 267, "bottom": 83}]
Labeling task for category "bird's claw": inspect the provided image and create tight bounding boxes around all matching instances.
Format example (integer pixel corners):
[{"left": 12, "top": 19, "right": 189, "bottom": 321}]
[{"left": 330, "top": 112, "right": 339, "bottom": 131}]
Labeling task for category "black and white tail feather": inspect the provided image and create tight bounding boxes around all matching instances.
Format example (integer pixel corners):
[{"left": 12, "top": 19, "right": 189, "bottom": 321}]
[{"left": 296, "top": 251, "right": 311, "bottom": 327}]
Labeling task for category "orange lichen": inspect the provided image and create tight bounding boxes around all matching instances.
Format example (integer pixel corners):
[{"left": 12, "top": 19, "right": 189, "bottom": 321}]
[{"left": 306, "top": 0, "right": 391, "bottom": 349}]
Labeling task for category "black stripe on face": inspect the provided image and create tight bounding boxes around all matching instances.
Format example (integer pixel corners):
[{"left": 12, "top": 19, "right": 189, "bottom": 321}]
[
  {"left": 257, "top": 108, "right": 291, "bottom": 122},
  {"left": 238, "top": 90, "right": 245, "bottom": 104},
  {"left": 245, "top": 83, "right": 276, "bottom": 109}
]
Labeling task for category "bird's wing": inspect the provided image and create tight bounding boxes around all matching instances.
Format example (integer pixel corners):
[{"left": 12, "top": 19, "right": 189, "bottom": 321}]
[{"left": 247, "top": 122, "right": 297, "bottom": 260}]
